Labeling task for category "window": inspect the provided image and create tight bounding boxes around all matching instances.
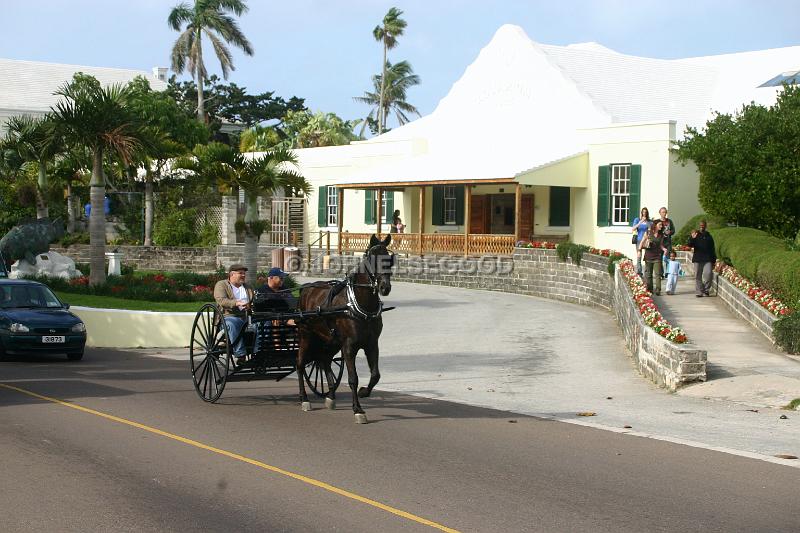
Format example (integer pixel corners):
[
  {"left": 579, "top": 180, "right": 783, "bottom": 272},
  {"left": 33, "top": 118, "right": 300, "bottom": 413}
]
[
  {"left": 327, "top": 186, "right": 338, "bottom": 226},
  {"left": 364, "top": 190, "right": 393, "bottom": 224},
  {"left": 611, "top": 164, "right": 630, "bottom": 225},
  {"left": 444, "top": 186, "right": 457, "bottom": 224}
]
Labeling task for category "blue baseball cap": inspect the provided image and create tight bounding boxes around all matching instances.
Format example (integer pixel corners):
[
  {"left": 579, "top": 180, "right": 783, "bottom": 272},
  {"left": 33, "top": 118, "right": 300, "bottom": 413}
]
[{"left": 267, "top": 267, "right": 287, "bottom": 278}]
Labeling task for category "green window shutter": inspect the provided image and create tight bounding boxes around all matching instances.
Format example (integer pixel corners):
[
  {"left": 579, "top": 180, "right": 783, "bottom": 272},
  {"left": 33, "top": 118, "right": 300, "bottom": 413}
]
[
  {"left": 432, "top": 186, "right": 444, "bottom": 225},
  {"left": 317, "top": 186, "right": 328, "bottom": 227},
  {"left": 454, "top": 185, "right": 465, "bottom": 225},
  {"left": 549, "top": 186, "right": 571, "bottom": 227},
  {"left": 364, "top": 190, "right": 376, "bottom": 224},
  {"left": 596, "top": 166, "right": 610, "bottom": 227},
  {"left": 385, "top": 192, "right": 394, "bottom": 223},
  {"left": 628, "top": 164, "right": 641, "bottom": 225}
]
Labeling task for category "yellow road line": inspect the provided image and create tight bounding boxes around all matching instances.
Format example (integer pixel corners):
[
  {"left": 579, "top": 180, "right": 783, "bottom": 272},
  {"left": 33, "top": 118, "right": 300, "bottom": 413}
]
[{"left": 0, "top": 382, "right": 459, "bottom": 533}]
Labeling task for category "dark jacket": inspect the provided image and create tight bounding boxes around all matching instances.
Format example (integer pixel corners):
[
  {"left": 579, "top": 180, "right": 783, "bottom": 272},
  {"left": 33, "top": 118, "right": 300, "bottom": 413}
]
[
  {"left": 659, "top": 217, "right": 675, "bottom": 248},
  {"left": 643, "top": 233, "right": 666, "bottom": 262},
  {"left": 687, "top": 231, "right": 716, "bottom": 263}
]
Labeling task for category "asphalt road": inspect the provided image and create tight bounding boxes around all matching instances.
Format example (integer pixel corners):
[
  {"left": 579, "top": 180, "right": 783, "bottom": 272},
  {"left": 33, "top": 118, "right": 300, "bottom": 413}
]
[{"left": 1, "top": 349, "right": 799, "bottom": 533}]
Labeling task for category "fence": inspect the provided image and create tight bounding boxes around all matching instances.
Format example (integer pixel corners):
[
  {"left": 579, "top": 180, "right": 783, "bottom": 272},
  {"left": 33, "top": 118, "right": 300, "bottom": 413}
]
[{"left": 338, "top": 232, "right": 517, "bottom": 256}]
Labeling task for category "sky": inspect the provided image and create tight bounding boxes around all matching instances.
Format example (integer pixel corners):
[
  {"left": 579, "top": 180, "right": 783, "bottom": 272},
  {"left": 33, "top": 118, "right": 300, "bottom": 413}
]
[{"left": 2, "top": 0, "right": 799, "bottom": 126}]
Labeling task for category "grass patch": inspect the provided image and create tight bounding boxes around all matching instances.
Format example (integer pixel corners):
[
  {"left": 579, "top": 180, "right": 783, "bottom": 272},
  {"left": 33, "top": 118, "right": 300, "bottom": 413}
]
[
  {"left": 783, "top": 398, "right": 800, "bottom": 411},
  {"left": 55, "top": 292, "right": 208, "bottom": 312}
]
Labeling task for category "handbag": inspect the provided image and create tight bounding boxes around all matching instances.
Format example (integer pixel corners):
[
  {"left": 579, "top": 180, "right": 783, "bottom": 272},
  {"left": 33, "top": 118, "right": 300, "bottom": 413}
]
[
  {"left": 631, "top": 234, "right": 638, "bottom": 245},
  {"left": 639, "top": 233, "right": 651, "bottom": 250}
]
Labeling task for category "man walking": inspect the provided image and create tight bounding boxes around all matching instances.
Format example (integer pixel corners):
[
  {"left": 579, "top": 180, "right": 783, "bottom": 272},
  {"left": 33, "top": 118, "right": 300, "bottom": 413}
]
[{"left": 687, "top": 220, "right": 716, "bottom": 297}]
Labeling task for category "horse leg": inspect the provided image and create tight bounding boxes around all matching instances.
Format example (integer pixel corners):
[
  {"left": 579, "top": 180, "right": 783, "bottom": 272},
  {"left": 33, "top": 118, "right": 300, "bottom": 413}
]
[
  {"left": 342, "top": 342, "right": 367, "bottom": 424},
  {"left": 296, "top": 340, "right": 312, "bottom": 412},
  {"left": 358, "top": 342, "right": 380, "bottom": 398},
  {"left": 324, "top": 357, "right": 337, "bottom": 410}
]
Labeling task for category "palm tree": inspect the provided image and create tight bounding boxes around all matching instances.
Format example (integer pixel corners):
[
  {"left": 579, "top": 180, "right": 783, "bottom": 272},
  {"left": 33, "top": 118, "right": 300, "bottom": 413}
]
[
  {"left": 168, "top": 0, "right": 254, "bottom": 123},
  {"left": 1, "top": 114, "right": 63, "bottom": 219},
  {"left": 373, "top": 7, "right": 407, "bottom": 134},
  {"left": 354, "top": 60, "right": 421, "bottom": 137},
  {"left": 51, "top": 74, "right": 148, "bottom": 286},
  {"left": 51, "top": 148, "right": 90, "bottom": 233}
]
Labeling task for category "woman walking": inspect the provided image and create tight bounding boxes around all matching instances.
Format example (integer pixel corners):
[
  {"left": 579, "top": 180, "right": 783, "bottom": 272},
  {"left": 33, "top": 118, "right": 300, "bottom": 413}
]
[
  {"left": 631, "top": 207, "right": 651, "bottom": 275},
  {"left": 642, "top": 220, "right": 668, "bottom": 295}
]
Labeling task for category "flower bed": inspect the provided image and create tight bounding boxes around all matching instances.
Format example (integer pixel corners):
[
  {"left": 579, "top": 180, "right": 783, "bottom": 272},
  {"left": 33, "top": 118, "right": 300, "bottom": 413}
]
[
  {"left": 516, "top": 240, "right": 557, "bottom": 249},
  {"left": 619, "top": 259, "right": 688, "bottom": 343},
  {"left": 713, "top": 262, "right": 793, "bottom": 317}
]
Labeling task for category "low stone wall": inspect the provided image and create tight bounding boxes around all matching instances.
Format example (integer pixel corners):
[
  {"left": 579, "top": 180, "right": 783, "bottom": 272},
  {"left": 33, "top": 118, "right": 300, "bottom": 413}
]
[
  {"left": 613, "top": 268, "right": 707, "bottom": 390},
  {"left": 713, "top": 273, "right": 777, "bottom": 343},
  {"left": 322, "top": 248, "right": 704, "bottom": 389}
]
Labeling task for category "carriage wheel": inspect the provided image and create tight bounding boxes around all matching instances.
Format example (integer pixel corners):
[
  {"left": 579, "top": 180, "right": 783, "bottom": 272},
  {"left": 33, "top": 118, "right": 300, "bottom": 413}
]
[
  {"left": 190, "top": 304, "right": 231, "bottom": 403},
  {"left": 303, "top": 356, "right": 344, "bottom": 398}
]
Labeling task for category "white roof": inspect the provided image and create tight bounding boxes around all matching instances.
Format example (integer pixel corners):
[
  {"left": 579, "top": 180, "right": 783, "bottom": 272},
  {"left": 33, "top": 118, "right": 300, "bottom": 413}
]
[
  {"left": 0, "top": 58, "right": 168, "bottom": 114},
  {"left": 309, "top": 24, "right": 800, "bottom": 185}
]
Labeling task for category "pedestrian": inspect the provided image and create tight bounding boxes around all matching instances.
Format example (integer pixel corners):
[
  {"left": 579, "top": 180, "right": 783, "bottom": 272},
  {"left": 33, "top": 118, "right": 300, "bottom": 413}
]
[
  {"left": 657, "top": 207, "right": 675, "bottom": 277},
  {"left": 213, "top": 264, "right": 254, "bottom": 365},
  {"left": 642, "top": 220, "right": 668, "bottom": 295},
  {"left": 687, "top": 219, "right": 717, "bottom": 297},
  {"left": 631, "top": 207, "right": 651, "bottom": 275},
  {"left": 665, "top": 250, "right": 681, "bottom": 295},
  {"left": 390, "top": 209, "right": 405, "bottom": 233}
]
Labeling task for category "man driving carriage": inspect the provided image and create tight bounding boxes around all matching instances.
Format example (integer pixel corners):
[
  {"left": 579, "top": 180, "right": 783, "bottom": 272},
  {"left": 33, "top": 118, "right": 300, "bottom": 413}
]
[{"left": 213, "top": 264, "right": 253, "bottom": 366}]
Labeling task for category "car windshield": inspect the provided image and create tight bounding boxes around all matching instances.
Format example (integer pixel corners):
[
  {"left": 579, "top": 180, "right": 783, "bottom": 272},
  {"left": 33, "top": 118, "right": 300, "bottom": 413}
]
[{"left": 0, "top": 285, "right": 63, "bottom": 309}]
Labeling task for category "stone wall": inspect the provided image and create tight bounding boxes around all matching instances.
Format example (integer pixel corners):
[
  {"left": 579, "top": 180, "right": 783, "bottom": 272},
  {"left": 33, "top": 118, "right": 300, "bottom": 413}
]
[
  {"left": 612, "top": 268, "right": 707, "bottom": 390},
  {"left": 713, "top": 273, "right": 777, "bottom": 343}
]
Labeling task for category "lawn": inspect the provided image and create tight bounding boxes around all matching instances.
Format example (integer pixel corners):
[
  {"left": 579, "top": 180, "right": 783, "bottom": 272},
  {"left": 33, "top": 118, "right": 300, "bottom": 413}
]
[{"left": 56, "top": 291, "right": 209, "bottom": 312}]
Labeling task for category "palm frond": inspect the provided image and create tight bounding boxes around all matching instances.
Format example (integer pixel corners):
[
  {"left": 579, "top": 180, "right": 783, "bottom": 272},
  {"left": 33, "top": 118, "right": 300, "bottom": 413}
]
[
  {"left": 204, "top": 29, "right": 234, "bottom": 78},
  {"left": 167, "top": 2, "right": 193, "bottom": 30}
]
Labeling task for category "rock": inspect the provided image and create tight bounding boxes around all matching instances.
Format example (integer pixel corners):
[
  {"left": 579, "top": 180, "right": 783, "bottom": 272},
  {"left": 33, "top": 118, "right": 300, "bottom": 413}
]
[
  {"left": 779, "top": 414, "right": 789, "bottom": 420},
  {"left": 10, "top": 251, "right": 83, "bottom": 280},
  {"left": 576, "top": 412, "right": 597, "bottom": 417},
  {"left": 774, "top": 454, "right": 798, "bottom": 460},
  {"left": 623, "top": 425, "right": 632, "bottom": 429}
]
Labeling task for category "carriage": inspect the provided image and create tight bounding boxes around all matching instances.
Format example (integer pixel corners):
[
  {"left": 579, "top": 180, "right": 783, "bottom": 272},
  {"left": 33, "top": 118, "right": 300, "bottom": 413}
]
[{"left": 189, "top": 285, "right": 347, "bottom": 403}]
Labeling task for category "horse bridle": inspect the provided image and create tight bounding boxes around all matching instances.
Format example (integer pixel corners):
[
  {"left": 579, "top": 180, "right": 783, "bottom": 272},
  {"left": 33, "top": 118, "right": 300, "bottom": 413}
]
[{"left": 345, "top": 245, "right": 394, "bottom": 319}]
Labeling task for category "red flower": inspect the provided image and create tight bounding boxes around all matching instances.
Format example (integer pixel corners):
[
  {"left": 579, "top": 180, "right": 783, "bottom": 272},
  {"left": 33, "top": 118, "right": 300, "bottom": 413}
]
[{"left": 111, "top": 286, "right": 123, "bottom": 293}]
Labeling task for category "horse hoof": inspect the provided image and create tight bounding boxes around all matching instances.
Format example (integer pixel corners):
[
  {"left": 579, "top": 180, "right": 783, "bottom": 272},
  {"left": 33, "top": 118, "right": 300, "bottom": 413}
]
[
  {"left": 357, "top": 387, "right": 370, "bottom": 398},
  {"left": 325, "top": 397, "right": 336, "bottom": 410},
  {"left": 354, "top": 413, "right": 368, "bottom": 424},
  {"left": 301, "top": 402, "right": 312, "bottom": 412}
]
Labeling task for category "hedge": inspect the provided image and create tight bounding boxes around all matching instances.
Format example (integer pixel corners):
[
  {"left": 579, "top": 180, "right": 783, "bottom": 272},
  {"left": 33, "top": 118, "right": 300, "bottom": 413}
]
[
  {"left": 712, "top": 227, "right": 800, "bottom": 308},
  {"left": 673, "top": 213, "right": 727, "bottom": 245}
]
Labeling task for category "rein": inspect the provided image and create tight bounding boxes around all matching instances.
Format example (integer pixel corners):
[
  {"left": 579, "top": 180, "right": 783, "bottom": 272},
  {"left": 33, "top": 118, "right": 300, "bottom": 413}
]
[{"left": 343, "top": 245, "right": 394, "bottom": 320}]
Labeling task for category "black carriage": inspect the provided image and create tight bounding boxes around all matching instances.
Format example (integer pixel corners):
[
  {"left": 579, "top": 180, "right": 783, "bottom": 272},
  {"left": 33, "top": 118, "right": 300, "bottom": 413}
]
[{"left": 189, "top": 287, "right": 344, "bottom": 403}]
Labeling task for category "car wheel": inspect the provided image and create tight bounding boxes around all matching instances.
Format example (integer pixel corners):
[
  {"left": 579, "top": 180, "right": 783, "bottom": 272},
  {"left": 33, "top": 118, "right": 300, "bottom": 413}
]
[{"left": 67, "top": 351, "right": 84, "bottom": 361}]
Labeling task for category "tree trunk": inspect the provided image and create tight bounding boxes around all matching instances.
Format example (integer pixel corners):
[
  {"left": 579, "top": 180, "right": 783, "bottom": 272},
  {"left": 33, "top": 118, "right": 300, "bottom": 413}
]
[
  {"left": 144, "top": 172, "right": 154, "bottom": 246},
  {"left": 242, "top": 194, "right": 259, "bottom": 276},
  {"left": 379, "top": 43, "right": 387, "bottom": 135},
  {"left": 196, "top": 29, "right": 205, "bottom": 123},
  {"left": 89, "top": 149, "right": 106, "bottom": 286},
  {"left": 36, "top": 162, "right": 49, "bottom": 219},
  {"left": 66, "top": 182, "right": 76, "bottom": 233}
]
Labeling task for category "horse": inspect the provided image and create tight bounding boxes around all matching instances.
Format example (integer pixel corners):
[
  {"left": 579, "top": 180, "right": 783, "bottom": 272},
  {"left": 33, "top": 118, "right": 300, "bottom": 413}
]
[{"left": 296, "top": 234, "right": 394, "bottom": 424}]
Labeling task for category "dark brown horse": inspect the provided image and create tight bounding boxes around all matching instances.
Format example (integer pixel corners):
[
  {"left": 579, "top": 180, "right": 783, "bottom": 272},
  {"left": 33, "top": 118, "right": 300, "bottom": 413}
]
[{"left": 296, "top": 234, "right": 393, "bottom": 423}]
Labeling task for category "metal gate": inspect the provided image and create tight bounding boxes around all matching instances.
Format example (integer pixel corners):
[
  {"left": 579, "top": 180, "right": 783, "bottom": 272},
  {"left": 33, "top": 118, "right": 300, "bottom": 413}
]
[{"left": 270, "top": 197, "right": 305, "bottom": 246}]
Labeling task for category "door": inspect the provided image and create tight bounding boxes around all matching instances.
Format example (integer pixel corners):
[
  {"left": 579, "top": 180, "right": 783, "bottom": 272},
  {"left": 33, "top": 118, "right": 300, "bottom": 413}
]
[
  {"left": 469, "top": 195, "right": 489, "bottom": 234},
  {"left": 517, "top": 194, "right": 534, "bottom": 240}
]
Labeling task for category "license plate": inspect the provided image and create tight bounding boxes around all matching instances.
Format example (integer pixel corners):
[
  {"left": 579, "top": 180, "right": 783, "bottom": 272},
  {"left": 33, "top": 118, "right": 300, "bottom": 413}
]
[{"left": 42, "top": 336, "right": 65, "bottom": 343}]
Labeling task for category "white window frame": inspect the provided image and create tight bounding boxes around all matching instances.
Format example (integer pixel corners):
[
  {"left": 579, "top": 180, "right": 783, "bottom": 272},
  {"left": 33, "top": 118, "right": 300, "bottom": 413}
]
[
  {"left": 610, "top": 164, "right": 631, "bottom": 226},
  {"left": 326, "top": 186, "right": 337, "bottom": 227},
  {"left": 370, "top": 191, "right": 391, "bottom": 223},
  {"left": 444, "top": 185, "right": 457, "bottom": 225}
]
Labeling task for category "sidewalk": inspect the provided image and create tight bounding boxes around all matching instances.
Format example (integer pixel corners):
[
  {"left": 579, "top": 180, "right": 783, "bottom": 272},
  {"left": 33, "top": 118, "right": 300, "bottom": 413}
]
[{"left": 654, "top": 275, "right": 800, "bottom": 409}]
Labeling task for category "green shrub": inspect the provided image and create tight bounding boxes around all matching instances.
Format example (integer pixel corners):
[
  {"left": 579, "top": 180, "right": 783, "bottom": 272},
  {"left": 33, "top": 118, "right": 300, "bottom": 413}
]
[
  {"left": 774, "top": 313, "right": 800, "bottom": 354},
  {"left": 60, "top": 232, "right": 90, "bottom": 247},
  {"left": 673, "top": 213, "right": 727, "bottom": 245},
  {"left": 196, "top": 221, "right": 220, "bottom": 247},
  {"left": 153, "top": 208, "right": 198, "bottom": 246},
  {"left": 556, "top": 242, "right": 590, "bottom": 266},
  {"left": 712, "top": 227, "right": 800, "bottom": 308}
]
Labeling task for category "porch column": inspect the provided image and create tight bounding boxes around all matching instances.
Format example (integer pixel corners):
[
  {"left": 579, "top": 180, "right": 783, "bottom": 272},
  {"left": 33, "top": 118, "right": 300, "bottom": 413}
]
[
  {"left": 418, "top": 186, "right": 425, "bottom": 256},
  {"left": 514, "top": 183, "right": 522, "bottom": 241},
  {"left": 337, "top": 187, "right": 344, "bottom": 254},
  {"left": 464, "top": 185, "right": 472, "bottom": 257},
  {"left": 376, "top": 187, "right": 383, "bottom": 235}
]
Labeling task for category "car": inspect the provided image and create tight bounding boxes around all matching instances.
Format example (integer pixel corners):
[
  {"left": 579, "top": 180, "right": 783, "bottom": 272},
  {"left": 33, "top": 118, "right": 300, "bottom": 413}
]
[
  {"left": 0, "top": 279, "right": 86, "bottom": 361},
  {"left": 0, "top": 250, "right": 7, "bottom": 278}
]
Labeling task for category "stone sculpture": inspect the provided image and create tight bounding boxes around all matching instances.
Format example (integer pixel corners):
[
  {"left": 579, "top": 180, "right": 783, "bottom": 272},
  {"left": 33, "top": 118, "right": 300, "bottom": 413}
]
[{"left": 0, "top": 218, "right": 65, "bottom": 268}]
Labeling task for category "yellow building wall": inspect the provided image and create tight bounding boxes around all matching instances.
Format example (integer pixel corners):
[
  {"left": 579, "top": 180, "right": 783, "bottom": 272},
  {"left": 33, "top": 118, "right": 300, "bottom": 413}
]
[{"left": 668, "top": 156, "right": 702, "bottom": 233}]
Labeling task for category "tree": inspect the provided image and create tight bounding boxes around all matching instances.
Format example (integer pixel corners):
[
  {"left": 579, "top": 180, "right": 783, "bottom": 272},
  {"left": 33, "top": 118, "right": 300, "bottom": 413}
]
[
  {"left": 1, "top": 114, "right": 63, "bottom": 219},
  {"left": 126, "top": 76, "right": 209, "bottom": 245},
  {"left": 354, "top": 60, "right": 421, "bottom": 137},
  {"left": 51, "top": 74, "right": 149, "bottom": 285},
  {"left": 168, "top": 0, "right": 254, "bottom": 123},
  {"left": 372, "top": 7, "right": 407, "bottom": 135},
  {"left": 674, "top": 85, "right": 800, "bottom": 239}
]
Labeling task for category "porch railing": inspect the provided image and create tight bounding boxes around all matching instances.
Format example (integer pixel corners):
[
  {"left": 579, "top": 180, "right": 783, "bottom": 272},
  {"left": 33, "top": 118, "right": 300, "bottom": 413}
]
[{"left": 338, "top": 232, "right": 516, "bottom": 256}]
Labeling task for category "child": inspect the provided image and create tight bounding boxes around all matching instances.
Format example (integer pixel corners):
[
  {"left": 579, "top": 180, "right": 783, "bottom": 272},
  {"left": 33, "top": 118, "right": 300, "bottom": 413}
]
[{"left": 665, "top": 251, "right": 681, "bottom": 295}]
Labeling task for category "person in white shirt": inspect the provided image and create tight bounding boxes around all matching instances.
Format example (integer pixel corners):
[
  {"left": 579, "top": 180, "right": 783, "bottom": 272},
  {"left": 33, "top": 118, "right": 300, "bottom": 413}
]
[
  {"left": 213, "top": 264, "right": 254, "bottom": 364},
  {"left": 665, "top": 251, "right": 681, "bottom": 295}
]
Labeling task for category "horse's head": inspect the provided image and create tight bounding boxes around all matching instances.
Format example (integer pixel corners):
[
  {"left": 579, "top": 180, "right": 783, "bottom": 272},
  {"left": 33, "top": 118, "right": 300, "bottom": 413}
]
[{"left": 362, "top": 233, "right": 394, "bottom": 296}]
